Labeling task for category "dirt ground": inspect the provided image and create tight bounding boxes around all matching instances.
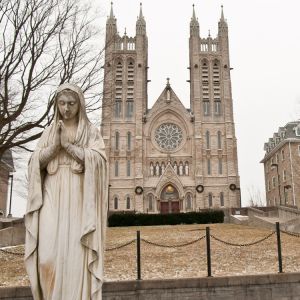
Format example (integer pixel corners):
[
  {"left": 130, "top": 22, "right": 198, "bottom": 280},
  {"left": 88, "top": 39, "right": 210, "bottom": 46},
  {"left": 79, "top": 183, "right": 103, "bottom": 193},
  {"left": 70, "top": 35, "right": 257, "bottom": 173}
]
[{"left": 1, "top": 223, "right": 300, "bottom": 287}]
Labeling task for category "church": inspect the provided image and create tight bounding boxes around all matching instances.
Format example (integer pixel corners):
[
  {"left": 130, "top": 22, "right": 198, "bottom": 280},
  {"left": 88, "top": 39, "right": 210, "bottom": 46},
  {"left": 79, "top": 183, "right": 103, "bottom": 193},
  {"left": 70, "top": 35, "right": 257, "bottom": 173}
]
[{"left": 101, "top": 4, "right": 240, "bottom": 213}]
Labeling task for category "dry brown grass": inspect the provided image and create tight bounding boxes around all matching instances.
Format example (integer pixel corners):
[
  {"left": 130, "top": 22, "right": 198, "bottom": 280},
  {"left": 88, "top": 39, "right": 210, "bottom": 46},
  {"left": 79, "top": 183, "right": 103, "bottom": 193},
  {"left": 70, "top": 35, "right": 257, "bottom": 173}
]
[{"left": 1, "top": 223, "right": 300, "bottom": 287}]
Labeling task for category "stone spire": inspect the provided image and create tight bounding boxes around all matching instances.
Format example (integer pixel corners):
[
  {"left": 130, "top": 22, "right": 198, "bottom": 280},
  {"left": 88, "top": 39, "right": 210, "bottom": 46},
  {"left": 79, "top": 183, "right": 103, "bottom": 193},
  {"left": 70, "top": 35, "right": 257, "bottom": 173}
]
[
  {"left": 136, "top": 2, "right": 146, "bottom": 35},
  {"left": 106, "top": 2, "right": 117, "bottom": 37},
  {"left": 220, "top": 4, "right": 225, "bottom": 22},
  {"left": 219, "top": 5, "right": 228, "bottom": 27},
  {"left": 190, "top": 4, "right": 199, "bottom": 37},
  {"left": 218, "top": 5, "right": 228, "bottom": 35}
]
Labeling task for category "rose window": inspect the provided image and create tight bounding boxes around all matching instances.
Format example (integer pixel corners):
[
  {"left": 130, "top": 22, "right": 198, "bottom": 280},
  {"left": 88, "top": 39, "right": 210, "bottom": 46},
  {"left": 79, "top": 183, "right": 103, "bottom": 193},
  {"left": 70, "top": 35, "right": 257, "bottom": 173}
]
[{"left": 155, "top": 123, "right": 183, "bottom": 150}]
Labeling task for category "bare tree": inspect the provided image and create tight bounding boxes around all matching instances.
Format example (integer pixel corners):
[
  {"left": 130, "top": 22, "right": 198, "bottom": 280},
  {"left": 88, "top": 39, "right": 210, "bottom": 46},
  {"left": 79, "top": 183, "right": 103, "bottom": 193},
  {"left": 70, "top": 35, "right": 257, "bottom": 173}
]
[
  {"left": 247, "top": 185, "right": 265, "bottom": 207},
  {"left": 0, "top": 0, "right": 106, "bottom": 160}
]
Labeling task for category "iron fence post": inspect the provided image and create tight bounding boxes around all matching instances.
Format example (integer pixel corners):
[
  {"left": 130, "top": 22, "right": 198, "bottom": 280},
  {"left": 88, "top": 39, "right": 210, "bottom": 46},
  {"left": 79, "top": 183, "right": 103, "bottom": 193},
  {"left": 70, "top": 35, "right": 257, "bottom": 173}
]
[
  {"left": 276, "top": 222, "right": 283, "bottom": 273},
  {"left": 136, "top": 230, "right": 141, "bottom": 280},
  {"left": 206, "top": 226, "right": 212, "bottom": 277}
]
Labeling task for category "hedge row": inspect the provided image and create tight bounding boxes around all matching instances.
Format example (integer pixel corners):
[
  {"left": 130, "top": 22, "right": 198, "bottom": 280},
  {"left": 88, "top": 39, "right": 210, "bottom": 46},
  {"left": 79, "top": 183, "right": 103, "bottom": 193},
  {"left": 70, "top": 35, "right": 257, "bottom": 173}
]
[{"left": 108, "top": 210, "right": 224, "bottom": 227}]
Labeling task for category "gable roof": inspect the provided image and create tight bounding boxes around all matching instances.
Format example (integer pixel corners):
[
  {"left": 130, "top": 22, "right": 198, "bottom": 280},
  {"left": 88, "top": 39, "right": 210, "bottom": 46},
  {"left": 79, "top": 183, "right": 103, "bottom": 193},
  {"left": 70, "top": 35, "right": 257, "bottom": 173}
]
[{"left": 146, "top": 83, "right": 192, "bottom": 122}]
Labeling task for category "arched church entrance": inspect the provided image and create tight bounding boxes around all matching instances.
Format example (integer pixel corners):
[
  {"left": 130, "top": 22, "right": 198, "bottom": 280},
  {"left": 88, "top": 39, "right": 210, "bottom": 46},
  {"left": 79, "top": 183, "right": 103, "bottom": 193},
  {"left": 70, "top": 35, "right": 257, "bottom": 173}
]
[{"left": 160, "top": 184, "right": 180, "bottom": 214}]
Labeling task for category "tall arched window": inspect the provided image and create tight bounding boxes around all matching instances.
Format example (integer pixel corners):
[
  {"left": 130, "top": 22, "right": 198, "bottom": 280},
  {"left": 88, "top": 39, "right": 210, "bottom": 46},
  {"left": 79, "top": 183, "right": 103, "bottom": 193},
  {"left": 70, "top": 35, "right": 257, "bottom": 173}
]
[
  {"left": 114, "top": 196, "right": 118, "bottom": 210},
  {"left": 115, "top": 131, "right": 120, "bottom": 150},
  {"left": 127, "top": 132, "right": 131, "bottom": 151},
  {"left": 218, "top": 158, "right": 223, "bottom": 175},
  {"left": 217, "top": 131, "right": 222, "bottom": 149},
  {"left": 206, "top": 131, "right": 210, "bottom": 149},
  {"left": 115, "top": 60, "right": 123, "bottom": 118},
  {"left": 126, "top": 196, "right": 131, "bottom": 209},
  {"left": 115, "top": 160, "right": 119, "bottom": 177},
  {"left": 208, "top": 193, "right": 213, "bottom": 207},
  {"left": 127, "top": 160, "right": 131, "bottom": 176},
  {"left": 126, "top": 59, "right": 134, "bottom": 119},
  {"left": 207, "top": 158, "right": 211, "bottom": 175},
  {"left": 148, "top": 194, "right": 153, "bottom": 211},
  {"left": 186, "top": 194, "right": 192, "bottom": 210},
  {"left": 220, "top": 192, "right": 224, "bottom": 207}
]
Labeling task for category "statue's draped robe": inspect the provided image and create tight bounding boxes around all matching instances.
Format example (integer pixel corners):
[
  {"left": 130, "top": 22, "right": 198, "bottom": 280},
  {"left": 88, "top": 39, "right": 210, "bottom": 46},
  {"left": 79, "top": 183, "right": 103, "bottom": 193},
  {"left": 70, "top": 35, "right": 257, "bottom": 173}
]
[{"left": 25, "top": 84, "right": 108, "bottom": 300}]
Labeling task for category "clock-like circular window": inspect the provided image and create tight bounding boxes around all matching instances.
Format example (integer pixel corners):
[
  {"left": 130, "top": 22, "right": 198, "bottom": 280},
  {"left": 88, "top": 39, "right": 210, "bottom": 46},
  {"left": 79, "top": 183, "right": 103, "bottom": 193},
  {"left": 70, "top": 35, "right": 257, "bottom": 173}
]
[{"left": 155, "top": 123, "right": 183, "bottom": 151}]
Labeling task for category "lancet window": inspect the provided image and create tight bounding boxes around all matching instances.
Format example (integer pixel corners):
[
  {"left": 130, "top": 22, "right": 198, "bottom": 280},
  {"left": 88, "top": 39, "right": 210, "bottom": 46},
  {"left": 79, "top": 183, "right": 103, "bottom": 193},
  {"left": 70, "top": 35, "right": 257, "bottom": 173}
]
[{"left": 149, "top": 161, "right": 189, "bottom": 176}]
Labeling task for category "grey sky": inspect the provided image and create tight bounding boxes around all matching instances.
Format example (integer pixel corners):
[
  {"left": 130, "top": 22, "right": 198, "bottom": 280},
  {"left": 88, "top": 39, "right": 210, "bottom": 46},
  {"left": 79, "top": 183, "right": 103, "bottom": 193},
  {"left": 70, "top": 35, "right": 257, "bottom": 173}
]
[
  {"left": 104, "top": 0, "right": 300, "bottom": 206},
  {"left": 9, "top": 0, "right": 300, "bottom": 216}
]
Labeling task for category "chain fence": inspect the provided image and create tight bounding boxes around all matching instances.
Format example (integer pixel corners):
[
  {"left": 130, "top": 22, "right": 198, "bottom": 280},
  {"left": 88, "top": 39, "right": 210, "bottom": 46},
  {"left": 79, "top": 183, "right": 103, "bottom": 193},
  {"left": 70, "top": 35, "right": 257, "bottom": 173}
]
[
  {"left": 210, "top": 231, "right": 275, "bottom": 247},
  {"left": 141, "top": 235, "right": 206, "bottom": 248},
  {"left": 280, "top": 229, "right": 300, "bottom": 238},
  {"left": 1, "top": 223, "right": 300, "bottom": 278}
]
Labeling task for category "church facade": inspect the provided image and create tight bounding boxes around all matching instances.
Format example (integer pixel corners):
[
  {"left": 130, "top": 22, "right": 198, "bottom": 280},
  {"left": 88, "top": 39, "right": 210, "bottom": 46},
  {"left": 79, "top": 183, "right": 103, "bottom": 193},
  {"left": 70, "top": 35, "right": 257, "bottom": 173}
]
[{"left": 101, "top": 4, "right": 240, "bottom": 213}]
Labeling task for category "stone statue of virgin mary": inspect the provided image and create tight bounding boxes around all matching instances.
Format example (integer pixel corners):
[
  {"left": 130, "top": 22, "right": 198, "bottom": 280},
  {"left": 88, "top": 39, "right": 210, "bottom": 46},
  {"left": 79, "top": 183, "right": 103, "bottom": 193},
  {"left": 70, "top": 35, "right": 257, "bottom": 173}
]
[{"left": 25, "top": 83, "right": 108, "bottom": 300}]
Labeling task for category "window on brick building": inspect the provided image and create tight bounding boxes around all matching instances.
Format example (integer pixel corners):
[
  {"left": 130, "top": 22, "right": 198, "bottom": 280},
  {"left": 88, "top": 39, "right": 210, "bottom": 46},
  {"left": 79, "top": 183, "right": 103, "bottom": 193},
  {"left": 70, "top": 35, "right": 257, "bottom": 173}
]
[
  {"left": 272, "top": 176, "right": 276, "bottom": 188},
  {"left": 283, "top": 170, "right": 287, "bottom": 181},
  {"left": 281, "top": 149, "right": 285, "bottom": 160}
]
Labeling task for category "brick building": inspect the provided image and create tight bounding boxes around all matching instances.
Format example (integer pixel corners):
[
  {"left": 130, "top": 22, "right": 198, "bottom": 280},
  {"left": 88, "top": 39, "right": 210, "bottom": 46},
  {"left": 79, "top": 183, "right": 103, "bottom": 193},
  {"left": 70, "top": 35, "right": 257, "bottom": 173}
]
[
  {"left": 101, "top": 4, "right": 240, "bottom": 213},
  {"left": 0, "top": 150, "right": 14, "bottom": 217},
  {"left": 261, "top": 121, "right": 300, "bottom": 209}
]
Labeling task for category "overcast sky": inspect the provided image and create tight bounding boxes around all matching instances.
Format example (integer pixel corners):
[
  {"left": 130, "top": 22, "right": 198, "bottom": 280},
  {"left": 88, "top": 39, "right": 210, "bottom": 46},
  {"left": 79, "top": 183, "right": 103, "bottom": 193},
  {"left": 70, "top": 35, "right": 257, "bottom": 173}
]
[
  {"left": 9, "top": 0, "right": 300, "bottom": 216},
  {"left": 103, "top": 0, "right": 300, "bottom": 206}
]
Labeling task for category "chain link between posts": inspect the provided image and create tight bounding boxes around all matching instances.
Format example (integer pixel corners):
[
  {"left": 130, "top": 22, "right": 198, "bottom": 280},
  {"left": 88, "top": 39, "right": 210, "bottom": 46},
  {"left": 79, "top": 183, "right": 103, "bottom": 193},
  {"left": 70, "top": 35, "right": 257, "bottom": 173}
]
[
  {"left": 280, "top": 229, "right": 300, "bottom": 238},
  {"left": 141, "top": 235, "right": 206, "bottom": 248},
  {"left": 2, "top": 228, "right": 300, "bottom": 255},
  {"left": 0, "top": 248, "right": 24, "bottom": 256},
  {"left": 105, "top": 239, "right": 136, "bottom": 251},
  {"left": 210, "top": 231, "right": 275, "bottom": 247}
]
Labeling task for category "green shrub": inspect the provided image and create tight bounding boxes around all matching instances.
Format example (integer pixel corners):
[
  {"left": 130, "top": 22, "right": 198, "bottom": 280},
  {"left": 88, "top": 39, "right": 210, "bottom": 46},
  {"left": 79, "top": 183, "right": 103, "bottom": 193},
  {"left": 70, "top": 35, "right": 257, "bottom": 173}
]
[{"left": 108, "top": 210, "right": 224, "bottom": 227}]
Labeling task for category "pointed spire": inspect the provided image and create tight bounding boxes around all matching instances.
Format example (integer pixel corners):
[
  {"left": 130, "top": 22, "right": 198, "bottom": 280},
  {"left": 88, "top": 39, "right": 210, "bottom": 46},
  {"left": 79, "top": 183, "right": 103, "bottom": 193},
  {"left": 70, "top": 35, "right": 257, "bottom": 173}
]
[
  {"left": 221, "top": 5, "right": 225, "bottom": 21},
  {"left": 124, "top": 27, "right": 127, "bottom": 36},
  {"left": 190, "top": 4, "right": 199, "bottom": 37},
  {"left": 192, "top": 4, "right": 196, "bottom": 20},
  {"left": 110, "top": 2, "right": 114, "bottom": 19},
  {"left": 208, "top": 30, "right": 211, "bottom": 37},
  {"left": 139, "top": 2, "right": 143, "bottom": 19},
  {"left": 218, "top": 4, "right": 228, "bottom": 35},
  {"left": 106, "top": 1, "right": 117, "bottom": 37},
  {"left": 136, "top": 2, "right": 146, "bottom": 35}
]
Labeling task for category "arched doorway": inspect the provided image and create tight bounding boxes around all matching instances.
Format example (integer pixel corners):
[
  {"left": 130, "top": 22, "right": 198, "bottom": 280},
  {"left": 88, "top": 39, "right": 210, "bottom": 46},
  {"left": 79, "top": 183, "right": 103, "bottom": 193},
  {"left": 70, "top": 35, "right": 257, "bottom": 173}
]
[{"left": 160, "top": 184, "right": 180, "bottom": 214}]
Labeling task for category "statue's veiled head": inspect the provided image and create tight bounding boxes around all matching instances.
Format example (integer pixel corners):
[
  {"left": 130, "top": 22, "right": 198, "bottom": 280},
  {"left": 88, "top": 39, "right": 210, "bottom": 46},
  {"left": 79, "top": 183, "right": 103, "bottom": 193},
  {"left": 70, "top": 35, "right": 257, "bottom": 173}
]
[{"left": 53, "top": 83, "right": 89, "bottom": 126}]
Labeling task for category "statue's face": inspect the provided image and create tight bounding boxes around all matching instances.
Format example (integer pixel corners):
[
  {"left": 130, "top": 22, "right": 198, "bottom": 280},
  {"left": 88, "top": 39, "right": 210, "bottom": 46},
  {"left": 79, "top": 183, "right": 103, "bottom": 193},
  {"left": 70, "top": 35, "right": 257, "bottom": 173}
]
[{"left": 57, "top": 92, "right": 79, "bottom": 121}]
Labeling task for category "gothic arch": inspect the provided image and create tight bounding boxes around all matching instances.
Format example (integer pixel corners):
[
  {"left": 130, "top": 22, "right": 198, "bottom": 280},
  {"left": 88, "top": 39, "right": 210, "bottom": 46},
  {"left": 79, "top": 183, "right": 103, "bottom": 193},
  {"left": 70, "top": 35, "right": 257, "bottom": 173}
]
[{"left": 155, "top": 164, "right": 184, "bottom": 199}]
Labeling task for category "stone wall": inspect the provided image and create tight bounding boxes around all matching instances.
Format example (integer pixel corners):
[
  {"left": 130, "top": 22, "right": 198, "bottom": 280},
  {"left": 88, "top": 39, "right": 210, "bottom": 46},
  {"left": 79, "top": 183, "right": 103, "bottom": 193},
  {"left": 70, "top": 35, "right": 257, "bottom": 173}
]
[{"left": 1, "top": 272, "right": 300, "bottom": 300}]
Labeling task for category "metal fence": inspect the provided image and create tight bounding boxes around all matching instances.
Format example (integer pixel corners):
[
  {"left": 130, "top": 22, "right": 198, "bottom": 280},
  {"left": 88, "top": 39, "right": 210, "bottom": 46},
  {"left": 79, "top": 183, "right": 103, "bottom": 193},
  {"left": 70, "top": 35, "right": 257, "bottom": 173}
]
[{"left": 1, "top": 222, "right": 300, "bottom": 280}]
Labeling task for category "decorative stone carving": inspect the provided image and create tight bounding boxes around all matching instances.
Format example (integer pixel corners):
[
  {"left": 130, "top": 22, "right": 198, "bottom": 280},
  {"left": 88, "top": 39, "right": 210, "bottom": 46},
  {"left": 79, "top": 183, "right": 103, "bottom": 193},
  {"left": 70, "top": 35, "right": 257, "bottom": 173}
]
[{"left": 154, "top": 123, "right": 183, "bottom": 151}]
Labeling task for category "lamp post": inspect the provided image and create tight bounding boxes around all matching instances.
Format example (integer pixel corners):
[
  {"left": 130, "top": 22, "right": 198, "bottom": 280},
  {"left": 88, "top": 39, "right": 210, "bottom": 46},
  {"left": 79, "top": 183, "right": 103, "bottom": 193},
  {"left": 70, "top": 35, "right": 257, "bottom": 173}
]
[
  {"left": 283, "top": 185, "right": 292, "bottom": 206},
  {"left": 7, "top": 174, "right": 13, "bottom": 218},
  {"left": 271, "top": 163, "right": 282, "bottom": 206}
]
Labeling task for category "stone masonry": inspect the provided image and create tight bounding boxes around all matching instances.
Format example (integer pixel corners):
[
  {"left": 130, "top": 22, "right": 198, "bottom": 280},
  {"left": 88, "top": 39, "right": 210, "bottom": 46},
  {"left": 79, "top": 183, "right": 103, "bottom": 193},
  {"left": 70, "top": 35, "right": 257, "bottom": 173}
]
[{"left": 101, "top": 4, "right": 240, "bottom": 213}]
